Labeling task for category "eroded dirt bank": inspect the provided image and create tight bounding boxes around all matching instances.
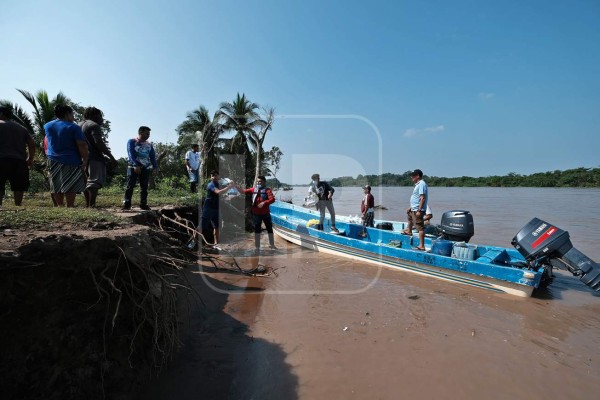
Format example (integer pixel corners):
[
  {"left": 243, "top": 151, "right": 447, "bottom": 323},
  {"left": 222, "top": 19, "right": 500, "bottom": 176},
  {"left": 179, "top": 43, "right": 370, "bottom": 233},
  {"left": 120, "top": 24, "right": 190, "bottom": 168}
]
[{"left": 0, "top": 222, "right": 197, "bottom": 400}]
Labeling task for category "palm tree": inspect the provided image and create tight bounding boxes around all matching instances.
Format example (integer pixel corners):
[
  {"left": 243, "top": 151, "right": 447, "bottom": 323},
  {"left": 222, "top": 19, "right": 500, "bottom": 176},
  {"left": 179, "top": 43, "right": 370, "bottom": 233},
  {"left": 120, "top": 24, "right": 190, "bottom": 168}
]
[
  {"left": 176, "top": 106, "right": 224, "bottom": 181},
  {"left": 217, "top": 93, "right": 263, "bottom": 185},
  {"left": 17, "top": 89, "right": 71, "bottom": 149}
]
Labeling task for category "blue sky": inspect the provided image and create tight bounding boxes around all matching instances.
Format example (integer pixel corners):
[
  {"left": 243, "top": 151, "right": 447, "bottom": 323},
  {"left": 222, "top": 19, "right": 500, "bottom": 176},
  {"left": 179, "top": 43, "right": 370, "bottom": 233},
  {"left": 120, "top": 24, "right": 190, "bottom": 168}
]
[{"left": 2, "top": 0, "right": 599, "bottom": 183}]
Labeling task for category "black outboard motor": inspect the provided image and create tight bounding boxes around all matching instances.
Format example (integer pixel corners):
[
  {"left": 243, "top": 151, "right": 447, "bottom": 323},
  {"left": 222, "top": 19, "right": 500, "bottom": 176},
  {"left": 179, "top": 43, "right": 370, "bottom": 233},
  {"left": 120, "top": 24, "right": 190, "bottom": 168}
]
[
  {"left": 512, "top": 218, "right": 600, "bottom": 291},
  {"left": 439, "top": 210, "right": 474, "bottom": 243}
]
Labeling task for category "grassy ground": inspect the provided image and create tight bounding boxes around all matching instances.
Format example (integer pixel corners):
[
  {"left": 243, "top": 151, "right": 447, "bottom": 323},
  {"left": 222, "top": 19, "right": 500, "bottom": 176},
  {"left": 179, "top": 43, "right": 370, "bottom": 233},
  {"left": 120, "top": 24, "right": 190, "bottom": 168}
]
[{"left": 0, "top": 186, "right": 200, "bottom": 229}]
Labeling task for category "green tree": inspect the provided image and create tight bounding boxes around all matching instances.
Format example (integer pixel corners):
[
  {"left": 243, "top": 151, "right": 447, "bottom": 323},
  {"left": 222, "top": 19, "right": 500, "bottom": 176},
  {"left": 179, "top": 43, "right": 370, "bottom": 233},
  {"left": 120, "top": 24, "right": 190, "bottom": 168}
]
[
  {"left": 176, "top": 106, "right": 224, "bottom": 181},
  {"left": 217, "top": 93, "right": 262, "bottom": 185},
  {"left": 263, "top": 146, "right": 283, "bottom": 188}
]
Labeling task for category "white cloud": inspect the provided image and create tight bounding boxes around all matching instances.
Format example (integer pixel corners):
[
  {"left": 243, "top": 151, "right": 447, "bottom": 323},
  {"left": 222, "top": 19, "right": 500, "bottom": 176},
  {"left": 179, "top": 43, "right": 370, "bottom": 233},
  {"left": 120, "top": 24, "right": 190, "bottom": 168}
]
[
  {"left": 403, "top": 125, "right": 445, "bottom": 138},
  {"left": 478, "top": 92, "right": 496, "bottom": 100}
]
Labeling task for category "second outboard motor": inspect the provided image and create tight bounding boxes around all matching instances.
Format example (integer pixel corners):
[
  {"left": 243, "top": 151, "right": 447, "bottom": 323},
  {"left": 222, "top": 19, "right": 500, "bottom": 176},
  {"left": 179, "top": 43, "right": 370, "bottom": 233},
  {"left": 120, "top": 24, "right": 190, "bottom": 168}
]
[
  {"left": 512, "top": 218, "right": 600, "bottom": 291},
  {"left": 439, "top": 210, "right": 474, "bottom": 243}
]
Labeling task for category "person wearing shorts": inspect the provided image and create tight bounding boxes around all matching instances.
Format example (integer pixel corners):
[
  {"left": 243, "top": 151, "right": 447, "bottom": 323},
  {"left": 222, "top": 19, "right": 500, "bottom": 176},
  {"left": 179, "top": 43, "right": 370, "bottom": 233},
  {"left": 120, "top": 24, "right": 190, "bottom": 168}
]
[
  {"left": 404, "top": 169, "right": 428, "bottom": 250},
  {"left": 201, "top": 170, "right": 234, "bottom": 245},
  {"left": 0, "top": 106, "right": 35, "bottom": 206},
  {"left": 44, "top": 105, "right": 89, "bottom": 207},
  {"left": 79, "top": 106, "right": 117, "bottom": 207}
]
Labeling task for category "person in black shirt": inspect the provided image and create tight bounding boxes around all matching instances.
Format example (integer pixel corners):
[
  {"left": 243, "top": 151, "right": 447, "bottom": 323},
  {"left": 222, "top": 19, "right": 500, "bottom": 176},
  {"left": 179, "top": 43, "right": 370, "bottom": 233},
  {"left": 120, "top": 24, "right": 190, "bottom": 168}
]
[{"left": 309, "top": 173, "right": 339, "bottom": 232}]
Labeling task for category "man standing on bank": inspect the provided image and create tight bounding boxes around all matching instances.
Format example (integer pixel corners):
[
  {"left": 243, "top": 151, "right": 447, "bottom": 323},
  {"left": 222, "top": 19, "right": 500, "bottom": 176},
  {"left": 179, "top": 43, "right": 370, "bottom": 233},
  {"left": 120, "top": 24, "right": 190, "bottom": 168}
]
[
  {"left": 185, "top": 143, "right": 201, "bottom": 193},
  {"left": 310, "top": 173, "right": 339, "bottom": 232},
  {"left": 122, "top": 126, "right": 157, "bottom": 210},
  {"left": 79, "top": 106, "right": 117, "bottom": 207},
  {"left": 404, "top": 169, "right": 429, "bottom": 251},
  {"left": 236, "top": 175, "right": 277, "bottom": 251},
  {"left": 0, "top": 106, "right": 35, "bottom": 206}
]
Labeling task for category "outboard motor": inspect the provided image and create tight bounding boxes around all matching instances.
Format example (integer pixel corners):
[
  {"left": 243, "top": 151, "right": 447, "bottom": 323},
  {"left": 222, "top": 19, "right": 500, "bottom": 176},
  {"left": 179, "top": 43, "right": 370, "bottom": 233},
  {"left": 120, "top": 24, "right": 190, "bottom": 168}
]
[
  {"left": 439, "top": 210, "right": 474, "bottom": 243},
  {"left": 512, "top": 218, "right": 600, "bottom": 291}
]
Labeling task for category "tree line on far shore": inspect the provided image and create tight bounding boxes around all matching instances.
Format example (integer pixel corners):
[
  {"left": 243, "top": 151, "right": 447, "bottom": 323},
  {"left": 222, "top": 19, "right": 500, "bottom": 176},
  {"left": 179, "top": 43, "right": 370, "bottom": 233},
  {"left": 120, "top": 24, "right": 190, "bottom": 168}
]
[{"left": 329, "top": 167, "right": 600, "bottom": 188}]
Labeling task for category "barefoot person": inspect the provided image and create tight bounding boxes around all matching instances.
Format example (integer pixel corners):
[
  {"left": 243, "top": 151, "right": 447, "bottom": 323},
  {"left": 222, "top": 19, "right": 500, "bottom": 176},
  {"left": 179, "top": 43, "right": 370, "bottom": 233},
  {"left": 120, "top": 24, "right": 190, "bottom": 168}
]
[
  {"left": 44, "top": 105, "right": 88, "bottom": 207},
  {"left": 79, "top": 106, "right": 117, "bottom": 207},
  {"left": 309, "top": 173, "right": 339, "bottom": 232},
  {"left": 404, "top": 169, "right": 428, "bottom": 250},
  {"left": 0, "top": 106, "right": 35, "bottom": 206}
]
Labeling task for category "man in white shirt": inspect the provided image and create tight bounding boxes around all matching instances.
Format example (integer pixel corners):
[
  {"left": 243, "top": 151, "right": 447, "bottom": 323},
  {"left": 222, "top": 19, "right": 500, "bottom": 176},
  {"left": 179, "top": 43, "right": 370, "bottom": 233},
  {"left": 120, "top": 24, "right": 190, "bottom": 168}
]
[{"left": 185, "top": 144, "right": 201, "bottom": 193}]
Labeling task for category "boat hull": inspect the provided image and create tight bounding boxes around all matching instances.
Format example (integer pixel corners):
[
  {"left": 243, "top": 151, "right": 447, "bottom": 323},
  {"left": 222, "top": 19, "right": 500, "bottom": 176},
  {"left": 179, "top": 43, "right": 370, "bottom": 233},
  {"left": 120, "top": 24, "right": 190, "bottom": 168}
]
[{"left": 271, "top": 201, "right": 541, "bottom": 297}]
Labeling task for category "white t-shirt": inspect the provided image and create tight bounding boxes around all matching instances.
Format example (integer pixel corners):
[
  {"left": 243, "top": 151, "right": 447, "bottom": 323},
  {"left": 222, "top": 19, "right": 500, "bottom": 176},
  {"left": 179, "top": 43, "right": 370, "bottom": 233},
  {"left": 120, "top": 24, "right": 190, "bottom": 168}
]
[{"left": 185, "top": 150, "right": 201, "bottom": 170}]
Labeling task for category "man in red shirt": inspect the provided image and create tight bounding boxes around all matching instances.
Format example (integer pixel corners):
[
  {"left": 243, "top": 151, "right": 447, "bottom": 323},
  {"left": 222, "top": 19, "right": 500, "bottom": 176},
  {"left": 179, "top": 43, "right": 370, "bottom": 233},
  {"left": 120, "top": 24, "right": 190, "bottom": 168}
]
[{"left": 238, "top": 175, "right": 277, "bottom": 251}]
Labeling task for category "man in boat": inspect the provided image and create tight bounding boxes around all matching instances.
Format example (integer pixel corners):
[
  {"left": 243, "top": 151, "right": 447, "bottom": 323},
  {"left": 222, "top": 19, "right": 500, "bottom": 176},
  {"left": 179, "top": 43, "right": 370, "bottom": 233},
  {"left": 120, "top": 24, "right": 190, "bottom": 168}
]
[
  {"left": 403, "top": 169, "right": 428, "bottom": 250},
  {"left": 360, "top": 185, "right": 375, "bottom": 237},
  {"left": 309, "top": 173, "right": 339, "bottom": 232},
  {"left": 235, "top": 175, "right": 277, "bottom": 251}
]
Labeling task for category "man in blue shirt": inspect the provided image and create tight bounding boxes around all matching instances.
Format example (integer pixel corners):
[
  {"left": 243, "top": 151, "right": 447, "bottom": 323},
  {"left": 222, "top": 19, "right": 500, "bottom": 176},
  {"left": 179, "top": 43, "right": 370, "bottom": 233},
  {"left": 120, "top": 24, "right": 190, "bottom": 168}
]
[
  {"left": 404, "top": 169, "right": 428, "bottom": 250},
  {"left": 121, "top": 126, "right": 158, "bottom": 210},
  {"left": 201, "top": 170, "right": 234, "bottom": 245}
]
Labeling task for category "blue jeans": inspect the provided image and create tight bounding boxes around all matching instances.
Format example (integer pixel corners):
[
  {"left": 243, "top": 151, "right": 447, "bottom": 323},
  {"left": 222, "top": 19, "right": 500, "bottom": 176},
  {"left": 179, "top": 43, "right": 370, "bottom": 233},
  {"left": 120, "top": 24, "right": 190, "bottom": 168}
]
[{"left": 123, "top": 167, "right": 151, "bottom": 206}]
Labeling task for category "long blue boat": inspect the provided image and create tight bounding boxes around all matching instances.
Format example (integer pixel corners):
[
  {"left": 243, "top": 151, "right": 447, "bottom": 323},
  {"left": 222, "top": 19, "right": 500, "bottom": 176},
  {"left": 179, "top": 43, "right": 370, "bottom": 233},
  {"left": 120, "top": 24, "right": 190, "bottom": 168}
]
[{"left": 270, "top": 201, "right": 600, "bottom": 297}]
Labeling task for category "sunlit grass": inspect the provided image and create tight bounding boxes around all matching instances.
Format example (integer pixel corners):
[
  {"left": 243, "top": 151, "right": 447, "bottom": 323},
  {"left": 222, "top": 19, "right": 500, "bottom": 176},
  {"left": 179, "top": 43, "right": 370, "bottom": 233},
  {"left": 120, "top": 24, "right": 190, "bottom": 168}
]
[{"left": 0, "top": 187, "right": 201, "bottom": 229}]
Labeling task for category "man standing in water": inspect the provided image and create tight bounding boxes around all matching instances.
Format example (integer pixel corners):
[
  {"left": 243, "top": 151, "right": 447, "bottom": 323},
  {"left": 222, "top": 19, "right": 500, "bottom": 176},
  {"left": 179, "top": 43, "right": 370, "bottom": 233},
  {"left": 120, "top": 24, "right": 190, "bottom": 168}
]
[{"left": 404, "top": 169, "right": 428, "bottom": 251}]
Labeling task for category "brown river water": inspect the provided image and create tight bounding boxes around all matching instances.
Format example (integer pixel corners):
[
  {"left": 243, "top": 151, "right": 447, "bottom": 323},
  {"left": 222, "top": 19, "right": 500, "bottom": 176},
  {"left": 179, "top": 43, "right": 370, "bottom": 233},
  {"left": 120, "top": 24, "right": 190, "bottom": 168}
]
[{"left": 143, "top": 188, "right": 600, "bottom": 400}]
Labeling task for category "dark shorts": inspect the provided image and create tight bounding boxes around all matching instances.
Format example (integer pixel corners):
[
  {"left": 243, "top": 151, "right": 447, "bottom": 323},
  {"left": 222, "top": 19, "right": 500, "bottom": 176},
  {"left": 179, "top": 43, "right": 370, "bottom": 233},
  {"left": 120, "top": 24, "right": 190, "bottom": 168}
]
[
  {"left": 410, "top": 211, "right": 425, "bottom": 231},
  {"left": 0, "top": 158, "right": 30, "bottom": 192},
  {"left": 202, "top": 208, "right": 220, "bottom": 229},
  {"left": 363, "top": 211, "right": 374, "bottom": 227},
  {"left": 86, "top": 159, "right": 107, "bottom": 190},
  {"left": 253, "top": 213, "right": 273, "bottom": 233}
]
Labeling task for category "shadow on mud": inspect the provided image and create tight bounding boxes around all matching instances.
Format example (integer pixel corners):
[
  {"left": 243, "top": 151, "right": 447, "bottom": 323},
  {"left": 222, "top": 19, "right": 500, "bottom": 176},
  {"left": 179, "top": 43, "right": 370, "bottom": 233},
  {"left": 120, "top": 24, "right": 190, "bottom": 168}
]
[{"left": 138, "top": 272, "right": 299, "bottom": 400}]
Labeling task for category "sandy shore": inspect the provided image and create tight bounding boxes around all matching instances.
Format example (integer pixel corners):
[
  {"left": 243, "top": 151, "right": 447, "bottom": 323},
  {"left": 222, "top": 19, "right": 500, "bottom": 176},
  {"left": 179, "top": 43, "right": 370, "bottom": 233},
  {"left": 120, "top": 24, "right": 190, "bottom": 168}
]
[{"left": 141, "top": 234, "right": 600, "bottom": 400}]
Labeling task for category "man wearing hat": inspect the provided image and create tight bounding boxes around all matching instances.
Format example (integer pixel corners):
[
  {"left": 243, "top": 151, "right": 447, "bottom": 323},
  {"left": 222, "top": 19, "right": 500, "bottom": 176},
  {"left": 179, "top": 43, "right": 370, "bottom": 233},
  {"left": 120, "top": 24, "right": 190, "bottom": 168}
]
[
  {"left": 360, "top": 185, "right": 375, "bottom": 237},
  {"left": 0, "top": 105, "right": 36, "bottom": 206},
  {"left": 309, "top": 173, "right": 339, "bottom": 232},
  {"left": 404, "top": 169, "right": 428, "bottom": 250}
]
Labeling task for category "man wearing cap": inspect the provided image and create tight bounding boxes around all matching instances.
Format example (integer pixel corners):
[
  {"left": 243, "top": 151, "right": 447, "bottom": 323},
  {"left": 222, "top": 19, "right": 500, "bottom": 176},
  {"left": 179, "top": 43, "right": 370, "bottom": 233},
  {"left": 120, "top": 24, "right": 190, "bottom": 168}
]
[
  {"left": 360, "top": 185, "right": 375, "bottom": 237},
  {"left": 0, "top": 106, "right": 35, "bottom": 206},
  {"left": 309, "top": 173, "right": 339, "bottom": 232},
  {"left": 404, "top": 169, "right": 428, "bottom": 250}
]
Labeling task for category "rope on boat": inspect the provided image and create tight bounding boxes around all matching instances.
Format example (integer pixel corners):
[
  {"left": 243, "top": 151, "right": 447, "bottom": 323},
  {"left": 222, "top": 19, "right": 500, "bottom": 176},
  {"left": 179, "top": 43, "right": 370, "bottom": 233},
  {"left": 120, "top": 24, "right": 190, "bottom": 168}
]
[{"left": 157, "top": 211, "right": 278, "bottom": 277}]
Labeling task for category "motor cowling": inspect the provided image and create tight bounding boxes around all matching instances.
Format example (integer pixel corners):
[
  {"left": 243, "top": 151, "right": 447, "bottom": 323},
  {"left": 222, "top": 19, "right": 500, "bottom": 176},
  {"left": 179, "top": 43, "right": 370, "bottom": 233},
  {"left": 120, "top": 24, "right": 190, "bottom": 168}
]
[
  {"left": 440, "top": 210, "right": 474, "bottom": 243},
  {"left": 511, "top": 218, "right": 600, "bottom": 291}
]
